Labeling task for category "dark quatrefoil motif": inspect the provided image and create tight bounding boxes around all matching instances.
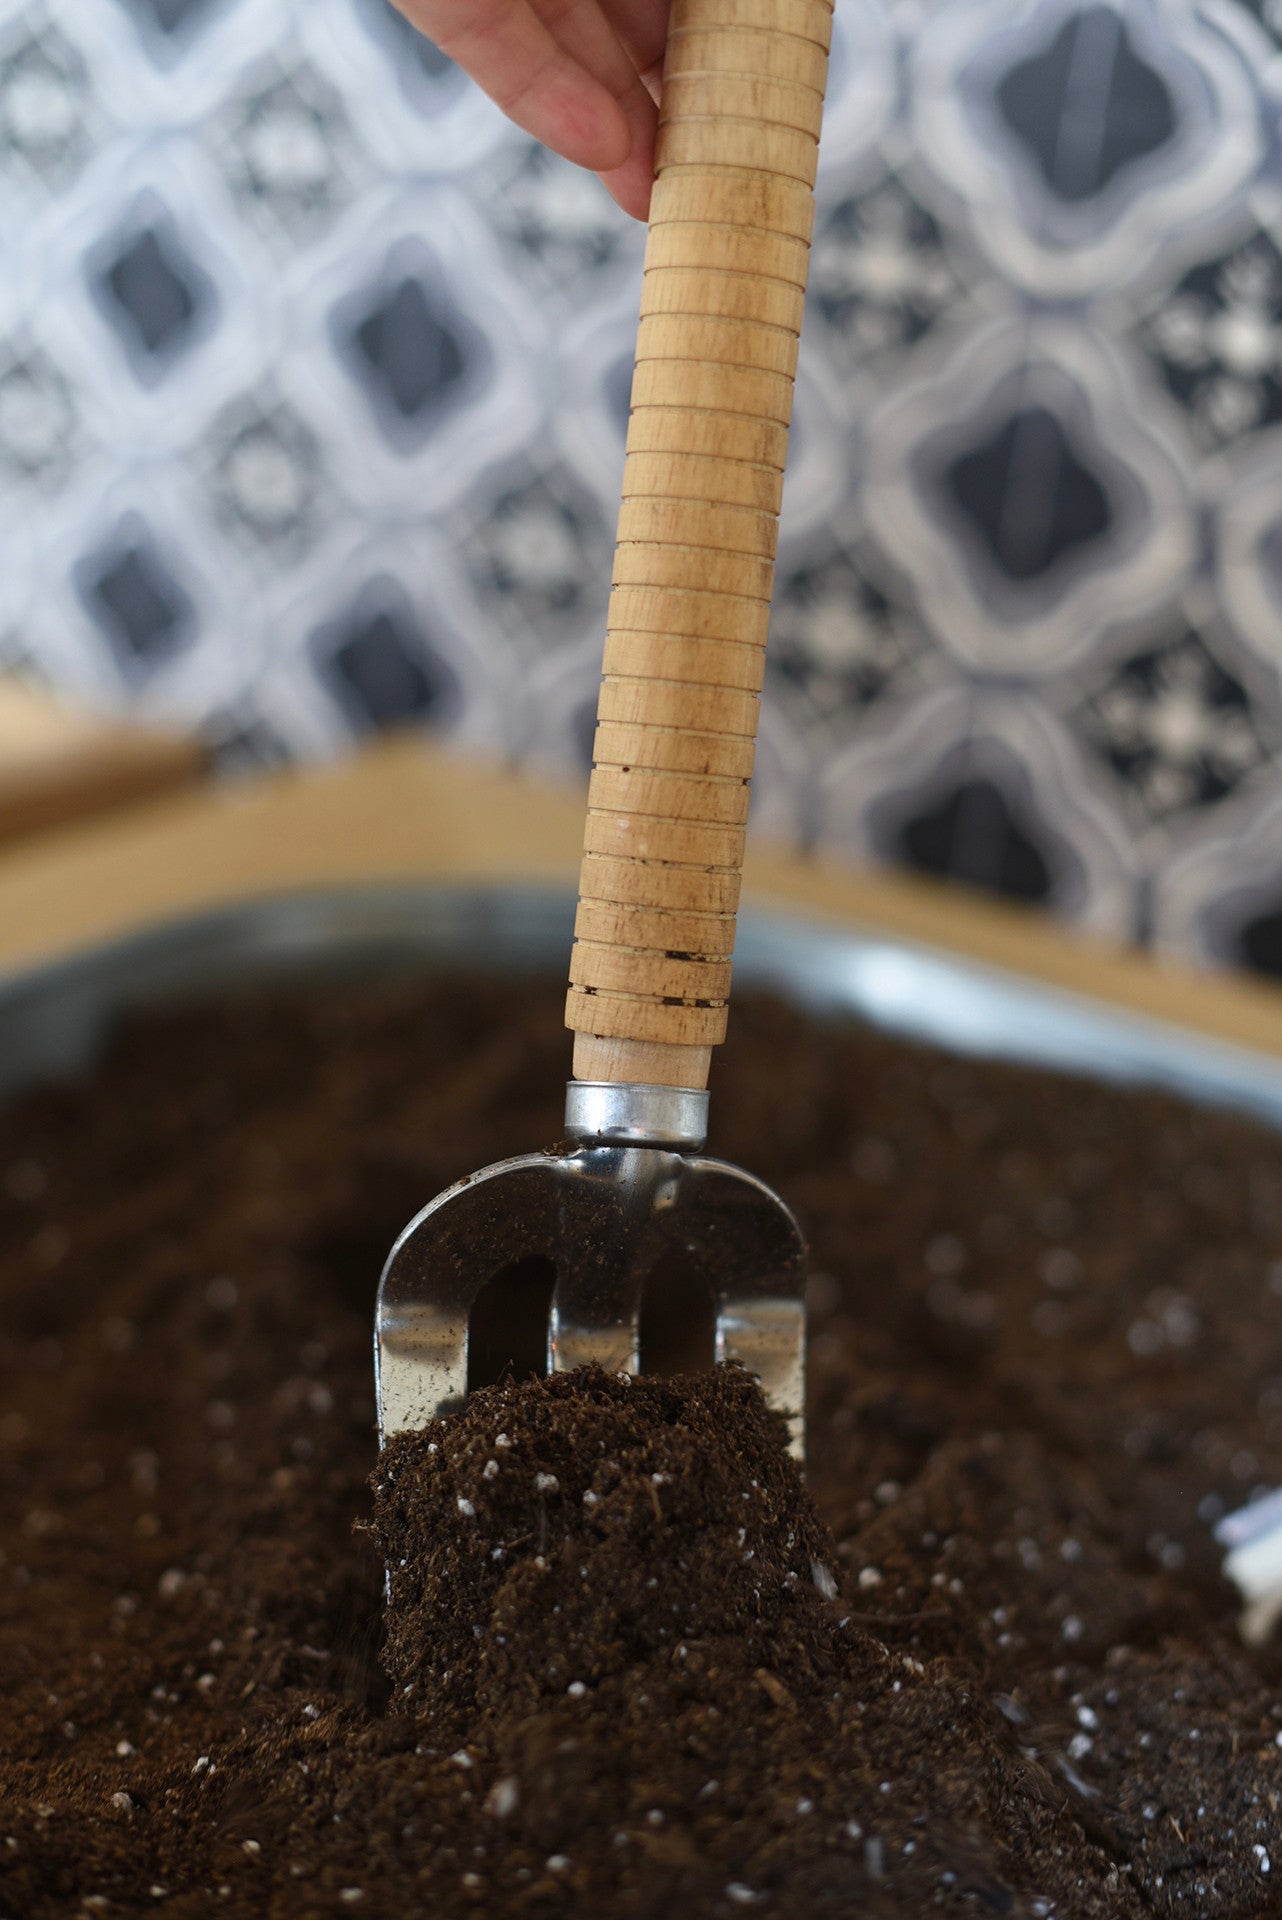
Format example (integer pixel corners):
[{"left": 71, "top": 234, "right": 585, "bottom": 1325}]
[
  {"left": 996, "top": 7, "right": 1177, "bottom": 202},
  {"left": 943, "top": 406, "right": 1112, "bottom": 584},
  {"left": 74, "top": 525, "right": 197, "bottom": 677},
  {"left": 312, "top": 584, "right": 458, "bottom": 733}
]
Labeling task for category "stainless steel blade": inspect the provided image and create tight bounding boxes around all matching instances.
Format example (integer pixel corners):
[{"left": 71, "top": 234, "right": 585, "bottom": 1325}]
[{"left": 375, "top": 1145, "right": 807, "bottom": 1456}]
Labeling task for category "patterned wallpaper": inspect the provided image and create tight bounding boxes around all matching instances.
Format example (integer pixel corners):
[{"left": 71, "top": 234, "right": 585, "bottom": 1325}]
[{"left": 3, "top": 0, "right": 1282, "bottom": 978}]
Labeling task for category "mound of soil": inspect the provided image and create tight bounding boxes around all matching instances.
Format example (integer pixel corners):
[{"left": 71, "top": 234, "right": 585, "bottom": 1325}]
[{"left": 2, "top": 971, "right": 1282, "bottom": 1917}]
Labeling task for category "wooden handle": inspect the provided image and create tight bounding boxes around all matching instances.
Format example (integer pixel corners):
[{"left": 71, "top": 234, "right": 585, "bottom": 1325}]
[{"left": 566, "top": 0, "right": 832, "bottom": 1090}]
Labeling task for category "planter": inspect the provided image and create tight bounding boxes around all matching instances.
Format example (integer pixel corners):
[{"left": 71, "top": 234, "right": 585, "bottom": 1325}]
[{"left": 2, "top": 884, "right": 1281, "bottom": 1918}]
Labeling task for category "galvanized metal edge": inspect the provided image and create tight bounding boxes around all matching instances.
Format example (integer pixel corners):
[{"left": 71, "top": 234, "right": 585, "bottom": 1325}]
[{"left": 1, "top": 882, "right": 1281, "bottom": 1133}]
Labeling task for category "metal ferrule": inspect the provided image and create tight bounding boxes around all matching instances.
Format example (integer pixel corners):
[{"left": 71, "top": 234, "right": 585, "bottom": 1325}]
[{"left": 564, "top": 1081, "right": 709, "bottom": 1151}]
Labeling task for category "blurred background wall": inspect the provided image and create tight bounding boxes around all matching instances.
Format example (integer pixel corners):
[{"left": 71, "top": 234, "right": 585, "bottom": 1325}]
[{"left": 3, "top": 0, "right": 1282, "bottom": 976}]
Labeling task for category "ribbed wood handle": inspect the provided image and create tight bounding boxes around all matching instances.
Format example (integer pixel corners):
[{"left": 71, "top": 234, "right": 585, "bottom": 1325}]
[{"left": 566, "top": 0, "right": 832, "bottom": 1090}]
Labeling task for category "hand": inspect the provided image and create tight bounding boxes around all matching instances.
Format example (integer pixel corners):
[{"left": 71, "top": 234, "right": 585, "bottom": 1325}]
[{"left": 393, "top": 0, "right": 668, "bottom": 219}]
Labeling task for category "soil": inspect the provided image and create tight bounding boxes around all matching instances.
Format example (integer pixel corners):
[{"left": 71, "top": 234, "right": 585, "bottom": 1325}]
[{"left": 3, "top": 972, "right": 1282, "bottom": 1919}]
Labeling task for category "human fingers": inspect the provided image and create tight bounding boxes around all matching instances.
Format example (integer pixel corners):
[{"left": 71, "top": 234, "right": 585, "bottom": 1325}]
[
  {"left": 394, "top": 0, "right": 632, "bottom": 172},
  {"left": 593, "top": 0, "right": 666, "bottom": 210},
  {"left": 598, "top": 0, "right": 669, "bottom": 93},
  {"left": 531, "top": 0, "right": 659, "bottom": 215},
  {"left": 597, "top": 121, "right": 657, "bottom": 219},
  {"left": 594, "top": 18, "right": 665, "bottom": 214}
]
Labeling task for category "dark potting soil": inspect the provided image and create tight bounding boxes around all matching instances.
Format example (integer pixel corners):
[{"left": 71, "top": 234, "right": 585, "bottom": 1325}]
[{"left": 3, "top": 975, "right": 1282, "bottom": 1919}]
